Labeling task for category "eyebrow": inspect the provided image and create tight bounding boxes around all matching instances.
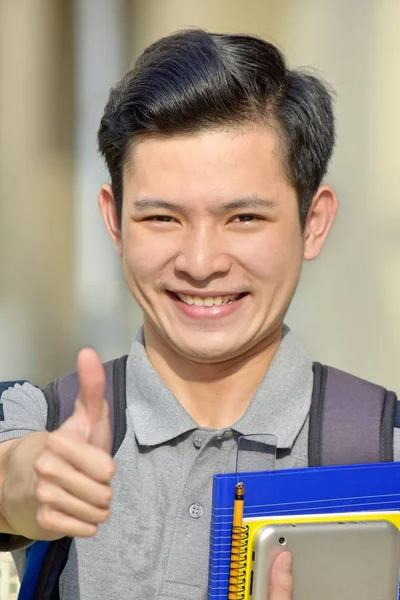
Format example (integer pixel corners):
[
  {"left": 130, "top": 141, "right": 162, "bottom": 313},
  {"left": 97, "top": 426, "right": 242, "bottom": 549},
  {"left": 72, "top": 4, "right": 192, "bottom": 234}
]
[
  {"left": 133, "top": 198, "right": 186, "bottom": 212},
  {"left": 132, "top": 195, "right": 278, "bottom": 214},
  {"left": 217, "top": 196, "right": 278, "bottom": 212}
]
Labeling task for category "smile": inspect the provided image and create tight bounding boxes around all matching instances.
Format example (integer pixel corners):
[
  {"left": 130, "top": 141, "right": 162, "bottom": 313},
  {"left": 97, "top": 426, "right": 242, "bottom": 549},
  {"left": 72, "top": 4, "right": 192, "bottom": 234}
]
[{"left": 173, "top": 292, "right": 247, "bottom": 307}]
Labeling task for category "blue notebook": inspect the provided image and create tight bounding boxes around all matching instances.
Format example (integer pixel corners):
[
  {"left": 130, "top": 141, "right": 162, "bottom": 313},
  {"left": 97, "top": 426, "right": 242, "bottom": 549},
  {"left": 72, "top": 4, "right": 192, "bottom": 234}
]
[{"left": 207, "top": 461, "right": 400, "bottom": 599}]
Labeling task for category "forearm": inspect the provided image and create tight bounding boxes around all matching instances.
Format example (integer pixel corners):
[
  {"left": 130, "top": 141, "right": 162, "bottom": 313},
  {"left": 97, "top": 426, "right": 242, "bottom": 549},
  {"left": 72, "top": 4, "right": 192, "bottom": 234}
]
[
  {"left": 0, "top": 432, "right": 58, "bottom": 540},
  {"left": 0, "top": 509, "right": 17, "bottom": 534}
]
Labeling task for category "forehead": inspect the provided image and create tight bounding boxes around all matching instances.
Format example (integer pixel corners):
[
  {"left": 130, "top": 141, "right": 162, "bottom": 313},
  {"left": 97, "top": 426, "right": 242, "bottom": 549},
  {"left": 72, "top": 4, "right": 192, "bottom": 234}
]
[{"left": 123, "top": 125, "right": 290, "bottom": 203}]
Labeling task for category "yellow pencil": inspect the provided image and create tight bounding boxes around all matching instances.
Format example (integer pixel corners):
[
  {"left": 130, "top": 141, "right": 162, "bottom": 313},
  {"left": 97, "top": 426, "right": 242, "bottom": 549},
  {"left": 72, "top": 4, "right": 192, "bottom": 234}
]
[{"left": 228, "top": 482, "right": 245, "bottom": 599}]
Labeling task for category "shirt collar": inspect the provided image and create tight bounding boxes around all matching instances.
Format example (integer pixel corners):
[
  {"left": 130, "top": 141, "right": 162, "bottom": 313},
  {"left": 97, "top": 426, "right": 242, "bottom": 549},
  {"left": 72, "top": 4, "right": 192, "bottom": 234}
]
[
  {"left": 231, "top": 326, "right": 313, "bottom": 448},
  {"left": 126, "top": 326, "right": 313, "bottom": 449}
]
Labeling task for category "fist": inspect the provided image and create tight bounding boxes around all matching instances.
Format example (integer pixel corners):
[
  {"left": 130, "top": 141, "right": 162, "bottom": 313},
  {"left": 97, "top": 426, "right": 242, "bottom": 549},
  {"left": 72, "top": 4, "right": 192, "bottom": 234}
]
[{"left": 33, "top": 349, "right": 116, "bottom": 538}]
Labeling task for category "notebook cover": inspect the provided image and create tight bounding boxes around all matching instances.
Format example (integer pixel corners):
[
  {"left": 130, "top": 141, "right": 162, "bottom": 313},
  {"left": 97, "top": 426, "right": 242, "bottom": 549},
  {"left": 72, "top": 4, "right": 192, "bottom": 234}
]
[{"left": 208, "top": 461, "right": 400, "bottom": 599}]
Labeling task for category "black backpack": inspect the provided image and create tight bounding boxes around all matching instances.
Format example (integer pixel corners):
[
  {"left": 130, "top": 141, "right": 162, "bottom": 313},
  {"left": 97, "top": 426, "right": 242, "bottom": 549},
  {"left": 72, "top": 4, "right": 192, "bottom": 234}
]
[{"left": 0, "top": 359, "right": 398, "bottom": 600}]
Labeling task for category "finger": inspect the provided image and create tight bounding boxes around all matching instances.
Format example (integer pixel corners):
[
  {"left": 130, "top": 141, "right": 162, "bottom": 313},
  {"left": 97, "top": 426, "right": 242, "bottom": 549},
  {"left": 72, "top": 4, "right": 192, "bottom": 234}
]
[
  {"left": 86, "top": 398, "right": 111, "bottom": 452},
  {"left": 61, "top": 395, "right": 111, "bottom": 453},
  {"left": 270, "top": 552, "right": 294, "bottom": 600},
  {"left": 37, "top": 435, "right": 115, "bottom": 485},
  {"left": 36, "top": 504, "right": 98, "bottom": 538},
  {"left": 35, "top": 451, "right": 113, "bottom": 508},
  {"left": 76, "top": 348, "right": 106, "bottom": 427},
  {"left": 35, "top": 479, "right": 110, "bottom": 525}
]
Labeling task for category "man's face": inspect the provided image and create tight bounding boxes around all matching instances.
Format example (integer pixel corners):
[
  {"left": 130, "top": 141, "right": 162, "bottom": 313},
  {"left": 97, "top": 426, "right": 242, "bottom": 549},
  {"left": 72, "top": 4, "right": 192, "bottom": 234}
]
[{"left": 118, "top": 125, "right": 306, "bottom": 362}]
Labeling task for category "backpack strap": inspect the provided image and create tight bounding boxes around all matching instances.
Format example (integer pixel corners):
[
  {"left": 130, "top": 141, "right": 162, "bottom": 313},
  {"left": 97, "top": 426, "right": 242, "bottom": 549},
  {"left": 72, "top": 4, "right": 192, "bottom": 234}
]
[
  {"left": 309, "top": 363, "right": 398, "bottom": 467},
  {"left": 17, "top": 356, "right": 128, "bottom": 600}
]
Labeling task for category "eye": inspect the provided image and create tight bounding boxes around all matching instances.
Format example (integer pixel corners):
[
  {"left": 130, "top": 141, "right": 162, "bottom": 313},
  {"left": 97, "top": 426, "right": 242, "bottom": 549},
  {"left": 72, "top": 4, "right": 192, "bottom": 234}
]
[
  {"left": 145, "top": 215, "right": 176, "bottom": 223},
  {"left": 232, "top": 214, "right": 260, "bottom": 223}
]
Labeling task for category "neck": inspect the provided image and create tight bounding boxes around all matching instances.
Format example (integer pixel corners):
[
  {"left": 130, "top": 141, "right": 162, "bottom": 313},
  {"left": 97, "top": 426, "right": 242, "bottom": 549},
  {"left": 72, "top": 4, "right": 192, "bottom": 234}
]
[{"left": 144, "top": 323, "right": 284, "bottom": 429}]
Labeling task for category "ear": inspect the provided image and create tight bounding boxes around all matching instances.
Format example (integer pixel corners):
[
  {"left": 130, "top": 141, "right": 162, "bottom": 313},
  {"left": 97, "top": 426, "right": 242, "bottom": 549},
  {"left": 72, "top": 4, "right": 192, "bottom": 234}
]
[
  {"left": 303, "top": 185, "right": 338, "bottom": 261},
  {"left": 98, "top": 184, "right": 122, "bottom": 256}
]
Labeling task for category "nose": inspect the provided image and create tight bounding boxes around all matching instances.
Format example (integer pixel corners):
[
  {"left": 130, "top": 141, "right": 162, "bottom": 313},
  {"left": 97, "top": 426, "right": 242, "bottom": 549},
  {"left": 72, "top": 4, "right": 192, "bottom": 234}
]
[{"left": 174, "top": 225, "right": 231, "bottom": 282}]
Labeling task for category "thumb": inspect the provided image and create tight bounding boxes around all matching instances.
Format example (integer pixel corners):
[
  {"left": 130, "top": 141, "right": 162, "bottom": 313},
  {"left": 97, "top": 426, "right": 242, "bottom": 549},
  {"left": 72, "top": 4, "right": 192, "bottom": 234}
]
[
  {"left": 61, "top": 348, "right": 111, "bottom": 452},
  {"left": 270, "top": 552, "right": 294, "bottom": 600},
  {"left": 76, "top": 348, "right": 106, "bottom": 426}
]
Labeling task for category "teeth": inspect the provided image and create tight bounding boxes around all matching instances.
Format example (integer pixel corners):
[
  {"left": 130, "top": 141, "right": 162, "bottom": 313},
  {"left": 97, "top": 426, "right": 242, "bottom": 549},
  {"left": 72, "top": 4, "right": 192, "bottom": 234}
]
[
  {"left": 176, "top": 293, "right": 241, "bottom": 306},
  {"left": 203, "top": 297, "right": 215, "bottom": 307}
]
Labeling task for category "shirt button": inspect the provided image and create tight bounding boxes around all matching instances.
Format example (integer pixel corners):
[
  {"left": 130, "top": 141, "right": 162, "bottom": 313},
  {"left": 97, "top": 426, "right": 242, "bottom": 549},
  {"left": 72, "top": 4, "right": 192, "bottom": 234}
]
[
  {"left": 189, "top": 503, "right": 203, "bottom": 519},
  {"left": 193, "top": 435, "right": 202, "bottom": 449}
]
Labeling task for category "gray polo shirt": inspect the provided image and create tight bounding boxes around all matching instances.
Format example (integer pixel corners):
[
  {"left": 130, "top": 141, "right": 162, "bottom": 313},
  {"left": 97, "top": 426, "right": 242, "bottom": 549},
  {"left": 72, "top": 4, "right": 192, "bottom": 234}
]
[{"left": 0, "top": 327, "right": 398, "bottom": 599}]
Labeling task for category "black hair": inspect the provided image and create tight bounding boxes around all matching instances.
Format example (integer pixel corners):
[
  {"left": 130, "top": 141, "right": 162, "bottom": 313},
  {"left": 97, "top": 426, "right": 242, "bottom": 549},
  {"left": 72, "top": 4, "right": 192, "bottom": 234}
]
[{"left": 98, "top": 29, "right": 335, "bottom": 227}]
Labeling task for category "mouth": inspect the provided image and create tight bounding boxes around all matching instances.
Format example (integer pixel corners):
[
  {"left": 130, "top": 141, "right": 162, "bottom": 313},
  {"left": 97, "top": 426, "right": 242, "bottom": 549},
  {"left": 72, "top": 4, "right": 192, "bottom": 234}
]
[{"left": 169, "top": 291, "right": 248, "bottom": 307}]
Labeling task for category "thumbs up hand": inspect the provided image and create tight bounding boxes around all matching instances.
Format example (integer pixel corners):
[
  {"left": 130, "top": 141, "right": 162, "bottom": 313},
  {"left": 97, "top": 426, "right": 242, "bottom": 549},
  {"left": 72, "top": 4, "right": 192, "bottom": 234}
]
[{"left": 33, "top": 349, "right": 116, "bottom": 539}]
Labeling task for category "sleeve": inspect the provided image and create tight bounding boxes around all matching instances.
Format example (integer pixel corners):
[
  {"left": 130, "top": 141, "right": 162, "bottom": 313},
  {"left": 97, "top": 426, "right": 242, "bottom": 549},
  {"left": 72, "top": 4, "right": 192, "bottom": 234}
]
[
  {"left": 0, "top": 383, "right": 48, "bottom": 551},
  {"left": 0, "top": 382, "right": 48, "bottom": 441}
]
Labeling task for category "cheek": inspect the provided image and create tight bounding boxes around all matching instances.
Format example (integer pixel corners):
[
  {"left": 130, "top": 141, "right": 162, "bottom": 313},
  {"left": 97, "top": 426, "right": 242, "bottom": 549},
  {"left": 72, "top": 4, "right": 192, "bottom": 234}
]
[
  {"left": 237, "top": 229, "right": 303, "bottom": 282},
  {"left": 121, "top": 228, "right": 176, "bottom": 283},
  {"left": 122, "top": 246, "right": 158, "bottom": 284}
]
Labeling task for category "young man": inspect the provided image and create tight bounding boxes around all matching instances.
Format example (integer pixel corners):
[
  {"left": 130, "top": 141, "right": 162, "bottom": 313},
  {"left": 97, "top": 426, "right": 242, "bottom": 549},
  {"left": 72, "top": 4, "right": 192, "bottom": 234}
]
[{"left": 0, "top": 29, "right": 381, "bottom": 600}]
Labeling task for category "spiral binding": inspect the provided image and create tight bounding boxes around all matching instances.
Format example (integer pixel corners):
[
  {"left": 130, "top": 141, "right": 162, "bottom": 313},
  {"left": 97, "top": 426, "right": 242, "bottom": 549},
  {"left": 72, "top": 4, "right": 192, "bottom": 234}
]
[{"left": 228, "top": 524, "right": 249, "bottom": 599}]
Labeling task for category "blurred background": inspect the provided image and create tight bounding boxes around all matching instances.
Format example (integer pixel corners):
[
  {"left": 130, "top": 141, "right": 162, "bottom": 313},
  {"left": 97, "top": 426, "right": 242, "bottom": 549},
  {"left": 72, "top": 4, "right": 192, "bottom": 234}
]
[
  {"left": 0, "top": 0, "right": 399, "bottom": 389},
  {"left": 0, "top": 0, "right": 399, "bottom": 596}
]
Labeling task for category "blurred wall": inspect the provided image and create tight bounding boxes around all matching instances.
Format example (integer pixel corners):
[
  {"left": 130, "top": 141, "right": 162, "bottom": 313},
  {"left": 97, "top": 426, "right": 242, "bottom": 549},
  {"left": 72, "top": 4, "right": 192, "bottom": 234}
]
[
  {"left": 0, "top": 0, "right": 74, "bottom": 383},
  {"left": 0, "top": 0, "right": 399, "bottom": 391}
]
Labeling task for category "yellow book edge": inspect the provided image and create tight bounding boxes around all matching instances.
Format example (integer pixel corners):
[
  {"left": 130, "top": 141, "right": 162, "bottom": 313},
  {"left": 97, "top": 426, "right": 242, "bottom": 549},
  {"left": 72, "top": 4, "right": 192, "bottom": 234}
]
[{"left": 242, "top": 511, "right": 400, "bottom": 600}]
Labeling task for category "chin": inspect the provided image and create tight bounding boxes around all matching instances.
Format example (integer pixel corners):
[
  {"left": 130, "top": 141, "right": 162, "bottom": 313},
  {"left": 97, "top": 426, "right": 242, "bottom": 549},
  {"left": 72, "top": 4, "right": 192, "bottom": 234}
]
[{"left": 173, "top": 337, "right": 245, "bottom": 364}]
